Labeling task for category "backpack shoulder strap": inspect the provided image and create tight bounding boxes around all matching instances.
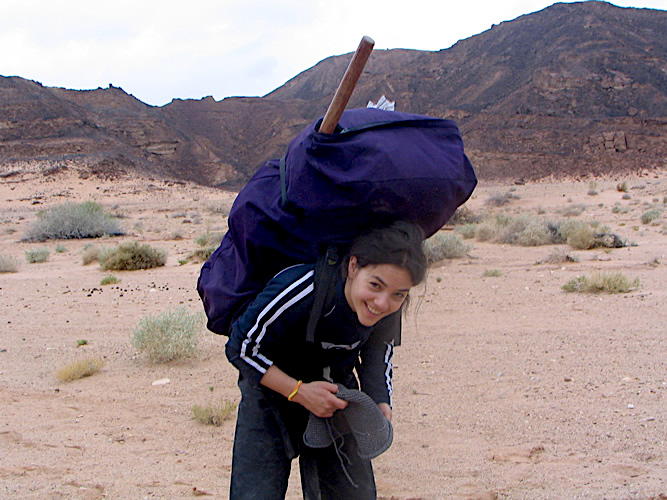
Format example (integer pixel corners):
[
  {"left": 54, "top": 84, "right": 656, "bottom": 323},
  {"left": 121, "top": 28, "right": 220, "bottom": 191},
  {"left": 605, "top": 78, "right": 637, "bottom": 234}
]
[{"left": 306, "top": 245, "right": 340, "bottom": 343}]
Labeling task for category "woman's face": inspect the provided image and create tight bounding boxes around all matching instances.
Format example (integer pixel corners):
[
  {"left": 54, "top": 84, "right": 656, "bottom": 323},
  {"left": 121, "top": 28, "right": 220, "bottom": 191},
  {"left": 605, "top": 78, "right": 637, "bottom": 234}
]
[{"left": 344, "top": 256, "right": 413, "bottom": 327}]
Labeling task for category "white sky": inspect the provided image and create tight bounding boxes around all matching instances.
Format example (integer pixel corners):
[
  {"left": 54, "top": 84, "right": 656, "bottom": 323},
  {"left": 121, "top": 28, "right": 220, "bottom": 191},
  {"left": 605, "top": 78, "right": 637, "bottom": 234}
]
[{"left": 2, "top": 0, "right": 665, "bottom": 107}]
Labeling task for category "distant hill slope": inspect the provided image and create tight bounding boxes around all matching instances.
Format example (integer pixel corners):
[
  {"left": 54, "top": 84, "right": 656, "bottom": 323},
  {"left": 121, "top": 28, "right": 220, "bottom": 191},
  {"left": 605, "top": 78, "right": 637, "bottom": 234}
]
[{"left": 1, "top": 1, "right": 665, "bottom": 186}]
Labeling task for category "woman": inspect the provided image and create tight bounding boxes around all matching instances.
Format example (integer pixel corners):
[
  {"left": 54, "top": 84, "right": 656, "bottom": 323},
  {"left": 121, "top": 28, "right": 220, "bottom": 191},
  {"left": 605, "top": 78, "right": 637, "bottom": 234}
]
[{"left": 225, "top": 221, "right": 427, "bottom": 499}]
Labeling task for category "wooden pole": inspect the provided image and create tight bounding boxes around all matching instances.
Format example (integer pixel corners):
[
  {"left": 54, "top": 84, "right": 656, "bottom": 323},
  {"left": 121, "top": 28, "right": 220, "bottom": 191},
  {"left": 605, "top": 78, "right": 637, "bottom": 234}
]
[{"left": 318, "top": 36, "right": 375, "bottom": 134}]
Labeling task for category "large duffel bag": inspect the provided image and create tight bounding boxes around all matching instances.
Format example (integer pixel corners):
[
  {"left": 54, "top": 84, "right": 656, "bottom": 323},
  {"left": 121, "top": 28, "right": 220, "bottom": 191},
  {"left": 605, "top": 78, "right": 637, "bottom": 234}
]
[{"left": 198, "top": 107, "right": 477, "bottom": 336}]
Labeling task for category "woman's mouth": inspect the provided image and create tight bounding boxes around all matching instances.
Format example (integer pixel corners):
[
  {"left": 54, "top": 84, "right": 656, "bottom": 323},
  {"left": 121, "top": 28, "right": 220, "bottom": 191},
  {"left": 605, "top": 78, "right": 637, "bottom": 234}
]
[{"left": 366, "top": 303, "right": 382, "bottom": 316}]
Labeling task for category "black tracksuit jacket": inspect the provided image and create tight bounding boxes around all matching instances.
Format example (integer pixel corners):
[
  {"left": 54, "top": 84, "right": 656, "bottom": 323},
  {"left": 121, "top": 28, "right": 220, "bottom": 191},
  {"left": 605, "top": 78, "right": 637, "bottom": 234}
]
[{"left": 225, "top": 264, "right": 397, "bottom": 406}]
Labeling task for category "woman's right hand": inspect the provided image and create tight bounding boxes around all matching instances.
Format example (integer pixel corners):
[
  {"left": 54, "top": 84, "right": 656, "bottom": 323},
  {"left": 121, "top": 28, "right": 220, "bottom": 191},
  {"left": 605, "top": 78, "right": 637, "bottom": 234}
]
[{"left": 292, "top": 381, "right": 348, "bottom": 418}]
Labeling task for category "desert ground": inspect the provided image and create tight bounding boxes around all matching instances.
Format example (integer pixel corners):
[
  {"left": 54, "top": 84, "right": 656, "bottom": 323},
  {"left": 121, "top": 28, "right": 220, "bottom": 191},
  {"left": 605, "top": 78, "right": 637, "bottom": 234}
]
[{"left": 0, "top": 166, "right": 665, "bottom": 499}]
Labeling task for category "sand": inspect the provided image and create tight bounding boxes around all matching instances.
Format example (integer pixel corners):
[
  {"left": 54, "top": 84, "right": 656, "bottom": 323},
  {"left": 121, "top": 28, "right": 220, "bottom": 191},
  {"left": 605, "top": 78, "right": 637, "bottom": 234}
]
[{"left": 1, "top": 168, "right": 665, "bottom": 499}]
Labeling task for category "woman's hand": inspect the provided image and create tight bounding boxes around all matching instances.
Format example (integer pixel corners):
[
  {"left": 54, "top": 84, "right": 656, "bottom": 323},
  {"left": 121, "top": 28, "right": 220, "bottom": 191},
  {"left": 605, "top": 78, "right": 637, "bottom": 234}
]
[
  {"left": 259, "top": 366, "right": 347, "bottom": 418},
  {"left": 378, "top": 402, "right": 392, "bottom": 422},
  {"left": 292, "top": 381, "right": 348, "bottom": 418}
]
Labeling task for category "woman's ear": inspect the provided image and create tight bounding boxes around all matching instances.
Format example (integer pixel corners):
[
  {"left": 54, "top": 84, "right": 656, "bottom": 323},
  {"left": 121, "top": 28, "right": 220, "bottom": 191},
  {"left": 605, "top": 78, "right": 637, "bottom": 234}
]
[{"left": 347, "top": 256, "right": 359, "bottom": 279}]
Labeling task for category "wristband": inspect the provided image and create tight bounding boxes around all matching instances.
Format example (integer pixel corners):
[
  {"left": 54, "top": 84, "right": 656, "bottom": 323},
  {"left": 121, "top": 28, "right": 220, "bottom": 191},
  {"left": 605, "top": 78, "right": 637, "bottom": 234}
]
[{"left": 287, "top": 380, "right": 303, "bottom": 401}]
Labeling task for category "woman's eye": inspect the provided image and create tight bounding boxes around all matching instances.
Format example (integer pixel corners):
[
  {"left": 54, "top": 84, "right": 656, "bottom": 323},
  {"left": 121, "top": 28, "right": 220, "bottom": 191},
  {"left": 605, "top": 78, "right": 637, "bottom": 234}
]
[{"left": 369, "top": 282, "right": 381, "bottom": 289}]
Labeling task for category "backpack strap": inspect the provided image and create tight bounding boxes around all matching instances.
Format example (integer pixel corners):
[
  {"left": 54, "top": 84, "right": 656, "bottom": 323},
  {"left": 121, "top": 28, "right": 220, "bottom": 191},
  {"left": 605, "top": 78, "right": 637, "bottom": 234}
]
[{"left": 306, "top": 245, "right": 341, "bottom": 344}]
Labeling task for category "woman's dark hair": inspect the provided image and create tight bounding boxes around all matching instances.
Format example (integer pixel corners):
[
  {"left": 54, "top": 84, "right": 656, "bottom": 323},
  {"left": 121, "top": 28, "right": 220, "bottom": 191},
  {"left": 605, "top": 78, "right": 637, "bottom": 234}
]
[{"left": 345, "top": 221, "right": 427, "bottom": 286}]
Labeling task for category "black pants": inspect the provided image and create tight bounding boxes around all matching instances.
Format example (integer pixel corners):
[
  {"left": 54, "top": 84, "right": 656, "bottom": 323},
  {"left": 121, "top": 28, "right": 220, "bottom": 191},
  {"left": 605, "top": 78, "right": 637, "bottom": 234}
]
[{"left": 230, "top": 376, "right": 376, "bottom": 499}]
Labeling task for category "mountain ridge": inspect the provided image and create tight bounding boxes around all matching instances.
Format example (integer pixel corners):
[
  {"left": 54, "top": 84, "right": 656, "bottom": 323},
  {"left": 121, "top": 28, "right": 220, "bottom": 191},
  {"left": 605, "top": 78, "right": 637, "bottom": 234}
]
[{"left": 1, "top": 1, "right": 665, "bottom": 186}]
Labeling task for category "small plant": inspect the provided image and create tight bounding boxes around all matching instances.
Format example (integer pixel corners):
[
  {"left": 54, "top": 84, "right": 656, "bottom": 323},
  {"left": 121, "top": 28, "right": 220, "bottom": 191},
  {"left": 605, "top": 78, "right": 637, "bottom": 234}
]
[
  {"left": 132, "top": 308, "right": 203, "bottom": 363},
  {"left": 587, "top": 181, "right": 599, "bottom": 196},
  {"left": 540, "top": 250, "right": 579, "bottom": 264},
  {"left": 562, "top": 272, "right": 640, "bottom": 294},
  {"left": 24, "top": 201, "right": 123, "bottom": 241},
  {"left": 559, "top": 204, "right": 586, "bottom": 217},
  {"left": 100, "top": 275, "right": 120, "bottom": 286},
  {"left": 25, "top": 247, "right": 50, "bottom": 263},
  {"left": 0, "top": 253, "right": 20, "bottom": 273},
  {"left": 81, "top": 244, "right": 101, "bottom": 265},
  {"left": 454, "top": 223, "right": 478, "bottom": 240},
  {"left": 557, "top": 220, "right": 597, "bottom": 250},
  {"left": 616, "top": 182, "right": 628, "bottom": 193},
  {"left": 483, "top": 269, "right": 502, "bottom": 277},
  {"left": 423, "top": 233, "right": 472, "bottom": 263},
  {"left": 622, "top": 193, "right": 632, "bottom": 200},
  {"left": 448, "top": 206, "right": 482, "bottom": 225},
  {"left": 55, "top": 244, "right": 67, "bottom": 253},
  {"left": 77, "top": 339, "right": 88, "bottom": 346},
  {"left": 55, "top": 357, "right": 105, "bottom": 382},
  {"left": 99, "top": 242, "right": 167, "bottom": 271},
  {"left": 190, "top": 231, "right": 223, "bottom": 262},
  {"left": 641, "top": 209, "right": 661, "bottom": 225},
  {"left": 192, "top": 399, "right": 237, "bottom": 426},
  {"left": 485, "top": 192, "right": 514, "bottom": 207}
]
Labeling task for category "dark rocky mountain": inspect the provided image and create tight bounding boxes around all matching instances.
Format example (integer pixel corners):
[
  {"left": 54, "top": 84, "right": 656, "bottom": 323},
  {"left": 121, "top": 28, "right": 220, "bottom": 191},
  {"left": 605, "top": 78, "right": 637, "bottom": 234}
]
[{"left": 1, "top": 1, "right": 665, "bottom": 186}]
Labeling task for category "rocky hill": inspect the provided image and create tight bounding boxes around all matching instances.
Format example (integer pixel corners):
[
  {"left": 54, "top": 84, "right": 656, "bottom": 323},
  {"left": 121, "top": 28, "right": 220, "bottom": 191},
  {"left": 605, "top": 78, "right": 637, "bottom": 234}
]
[{"left": 1, "top": 1, "right": 665, "bottom": 186}]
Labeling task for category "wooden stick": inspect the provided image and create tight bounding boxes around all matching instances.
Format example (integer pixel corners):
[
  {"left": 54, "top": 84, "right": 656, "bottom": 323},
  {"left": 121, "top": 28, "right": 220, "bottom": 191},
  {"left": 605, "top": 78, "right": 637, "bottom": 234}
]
[{"left": 318, "top": 36, "right": 375, "bottom": 134}]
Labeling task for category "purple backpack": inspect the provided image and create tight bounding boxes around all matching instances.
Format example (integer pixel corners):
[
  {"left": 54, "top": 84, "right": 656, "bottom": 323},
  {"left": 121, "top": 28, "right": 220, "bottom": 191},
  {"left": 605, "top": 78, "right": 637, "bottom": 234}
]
[{"left": 198, "top": 107, "right": 477, "bottom": 335}]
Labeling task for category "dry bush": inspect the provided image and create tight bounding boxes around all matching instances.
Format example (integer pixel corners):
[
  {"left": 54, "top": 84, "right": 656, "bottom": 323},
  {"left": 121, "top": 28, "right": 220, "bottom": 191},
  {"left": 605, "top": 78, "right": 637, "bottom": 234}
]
[
  {"left": 100, "top": 275, "right": 120, "bottom": 285},
  {"left": 99, "top": 242, "right": 167, "bottom": 271},
  {"left": 424, "top": 233, "right": 472, "bottom": 263},
  {"left": 132, "top": 308, "right": 203, "bottom": 363},
  {"left": 540, "top": 249, "right": 580, "bottom": 264},
  {"left": 24, "top": 201, "right": 123, "bottom": 241},
  {"left": 485, "top": 192, "right": 515, "bottom": 207},
  {"left": 81, "top": 244, "right": 101, "bottom": 265},
  {"left": 0, "top": 253, "right": 20, "bottom": 273},
  {"left": 562, "top": 272, "right": 640, "bottom": 294},
  {"left": 55, "top": 357, "right": 105, "bottom": 382},
  {"left": 641, "top": 209, "right": 661, "bottom": 225},
  {"left": 192, "top": 399, "right": 237, "bottom": 426},
  {"left": 25, "top": 247, "right": 50, "bottom": 263},
  {"left": 448, "top": 206, "right": 483, "bottom": 225}
]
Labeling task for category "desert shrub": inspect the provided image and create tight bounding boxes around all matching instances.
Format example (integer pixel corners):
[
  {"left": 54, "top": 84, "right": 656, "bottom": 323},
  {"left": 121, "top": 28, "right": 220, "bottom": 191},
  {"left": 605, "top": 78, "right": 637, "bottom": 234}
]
[
  {"left": 474, "top": 214, "right": 555, "bottom": 247},
  {"left": 81, "top": 244, "right": 101, "bottom": 265},
  {"left": 55, "top": 244, "right": 67, "bottom": 253},
  {"left": 514, "top": 219, "right": 554, "bottom": 246},
  {"left": 55, "top": 357, "right": 105, "bottom": 382},
  {"left": 0, "top": 253, "right": 20, "bottom": 273},
  {"left": 99, "top": 242, "right": 167, "bottom": 271},
  {"left": 189, "top": 231, "right": 223, "bottom": 262},
  {"left": 424, "top": 233, "right": 471, "bottom": 263},
  {"left": 454, "top": 223, "right": 478, "bottom": 239},
  {"left": 587, "top": 181, "right": 598, "bottom": 196},
  {"left": 100, "top": 275, "right": 120, "bottom": 285},
  {"left": 448, "top": 206, "right": 483, "bottom": 225},
  {"left": 24, "top": 201, "right": 123, "bottom": 241},
  {"left": 641, "top": 209, "right": 661, "bottom": 225},
  {"left": 25, "top": 247, "right": 50, "bottom": 263},
  {"left": 131, "top": 308, "right": 203, "bottom": 363},
  {"left": 485, "top": 192, "right": 515, "bottom": 207},
  {"left": 559, "top": 204, "right": 587, "bottom": 217},
  {"left": 616, "top": 182, "right": 628, "bottom": 193},
  {"left": 192, "top": 399, "right": 237, "bottom": 426},
  {"left": 562, "top": 272, "right": 639, "bottom": 294},
  {"left": 540, "top": 249, "right": 579, "bottom": 264},
  {"left": 557, "top": 220, "right": 598, "bottom": 249},
  {"left": 483, "top": 269, "right": 502, "bottom": 277}
]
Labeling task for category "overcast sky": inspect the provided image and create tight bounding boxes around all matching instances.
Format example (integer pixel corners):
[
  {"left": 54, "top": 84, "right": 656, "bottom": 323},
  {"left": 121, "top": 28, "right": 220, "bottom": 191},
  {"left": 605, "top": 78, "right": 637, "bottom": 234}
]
[{"left": 2, "top": 0, "right": 665, "bottom": 107}]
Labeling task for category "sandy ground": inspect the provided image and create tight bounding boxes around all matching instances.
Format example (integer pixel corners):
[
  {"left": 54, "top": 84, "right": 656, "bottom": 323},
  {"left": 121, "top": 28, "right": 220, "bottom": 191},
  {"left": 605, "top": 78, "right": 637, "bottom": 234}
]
[{"left": 0, "top": 168, "right": 665, "bottom": 499}]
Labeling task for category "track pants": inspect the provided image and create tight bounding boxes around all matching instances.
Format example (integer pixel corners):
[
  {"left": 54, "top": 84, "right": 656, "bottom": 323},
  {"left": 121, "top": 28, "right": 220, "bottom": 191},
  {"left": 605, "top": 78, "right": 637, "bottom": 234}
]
[{"left": 229, "top": 376, "right": 376, "bottom": 499}]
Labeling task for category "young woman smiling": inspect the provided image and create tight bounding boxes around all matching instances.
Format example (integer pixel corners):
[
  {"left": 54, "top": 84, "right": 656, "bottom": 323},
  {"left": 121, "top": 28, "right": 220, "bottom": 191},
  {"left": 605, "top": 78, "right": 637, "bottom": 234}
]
[{"left": 225, "top": 221, "right": 427, "bottom": 499}]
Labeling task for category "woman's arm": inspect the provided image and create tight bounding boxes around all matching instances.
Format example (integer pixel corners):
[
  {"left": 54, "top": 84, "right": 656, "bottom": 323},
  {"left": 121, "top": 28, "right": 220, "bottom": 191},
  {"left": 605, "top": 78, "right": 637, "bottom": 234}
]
[{"left": 260, "top": 365, "right": 348, "bottom": 418}]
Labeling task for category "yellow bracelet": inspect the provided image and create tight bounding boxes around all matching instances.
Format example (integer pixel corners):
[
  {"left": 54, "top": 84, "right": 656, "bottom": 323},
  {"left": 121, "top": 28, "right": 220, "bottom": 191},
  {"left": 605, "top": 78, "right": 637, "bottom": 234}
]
[{"left": 287, "top": 380, "right": 303, "bottom": 401}]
